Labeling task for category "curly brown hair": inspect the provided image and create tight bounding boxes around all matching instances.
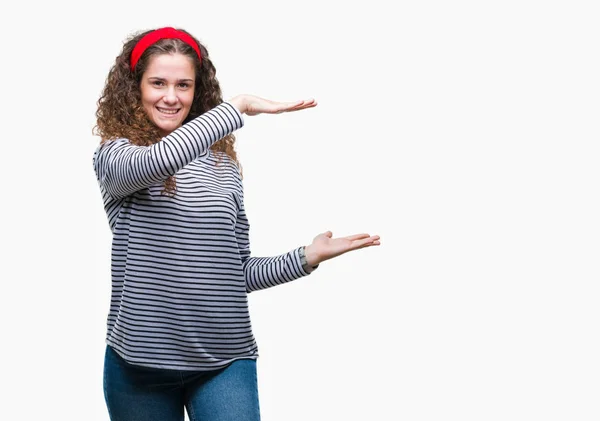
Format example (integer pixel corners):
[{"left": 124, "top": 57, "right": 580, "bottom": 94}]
[{"left": 93, "top": 28, "right": 242, "bottom": 196}]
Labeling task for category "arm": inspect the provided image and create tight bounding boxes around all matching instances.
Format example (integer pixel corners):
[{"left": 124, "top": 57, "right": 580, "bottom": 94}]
[
  {"left": 93, "top": 95, "right": 316, "bottom": 199},
  {"left": 93, "top": 102, "right": 244, "bottom": 199}
]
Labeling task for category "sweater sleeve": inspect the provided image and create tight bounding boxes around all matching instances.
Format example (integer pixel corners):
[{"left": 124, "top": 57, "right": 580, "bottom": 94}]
[
  {"left": 93, "top": 102, "right": 244, "bottom": 199},
  {"left": 233, "top": 174, "right": 317, "bottom": 293}
]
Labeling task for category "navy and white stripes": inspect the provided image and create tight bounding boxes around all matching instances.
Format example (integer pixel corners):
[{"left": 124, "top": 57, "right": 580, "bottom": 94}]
[{"left": 93, "top": 102, "right": 316, "bottom": 371}]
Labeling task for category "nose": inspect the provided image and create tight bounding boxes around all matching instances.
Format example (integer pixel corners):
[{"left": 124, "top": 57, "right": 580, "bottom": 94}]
[{"left": 163, "top": 87, "right": 178, "bottom": 105}]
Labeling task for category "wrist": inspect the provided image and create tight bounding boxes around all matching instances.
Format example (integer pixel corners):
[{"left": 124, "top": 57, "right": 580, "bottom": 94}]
[
  {"left": 227, "top": 95, "right": 247, "bottom": 114},
  {"left": 304, "top": 244, "right": 320, "bottom": 267}
]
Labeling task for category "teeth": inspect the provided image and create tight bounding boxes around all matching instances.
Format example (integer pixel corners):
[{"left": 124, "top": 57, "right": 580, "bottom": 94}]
[{"left": 158, "top": 108, "right": 178, "bottom": 114}]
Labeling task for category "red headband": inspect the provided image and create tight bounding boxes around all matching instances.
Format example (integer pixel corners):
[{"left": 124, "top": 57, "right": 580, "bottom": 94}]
[{"left": 130, "top": 27, "right": 202, "bottom": 71}]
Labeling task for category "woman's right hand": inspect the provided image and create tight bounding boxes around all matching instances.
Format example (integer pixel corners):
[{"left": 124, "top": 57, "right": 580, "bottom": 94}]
[{"left": 228, "top": 94, "right": 317, "bottom": 116}]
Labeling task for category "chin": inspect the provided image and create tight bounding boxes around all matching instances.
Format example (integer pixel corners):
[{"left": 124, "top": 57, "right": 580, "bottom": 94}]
[{"left": 156, "top": 122, "right": 181, "bottom": 136}]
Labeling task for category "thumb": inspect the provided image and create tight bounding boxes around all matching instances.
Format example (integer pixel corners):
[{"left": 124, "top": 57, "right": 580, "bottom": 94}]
[{"left": 324, "top": 230, "right": 333, "bottom": 238}]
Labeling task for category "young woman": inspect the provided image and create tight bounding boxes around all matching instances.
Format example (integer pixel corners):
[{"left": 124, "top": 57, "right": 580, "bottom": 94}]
[{"left": 93, "top": 26, "right": 381, "bottom": 421}]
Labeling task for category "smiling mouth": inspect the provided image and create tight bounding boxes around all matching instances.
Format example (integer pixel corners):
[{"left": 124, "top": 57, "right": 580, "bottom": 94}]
[{"left": 157, "top": 107, "right": 180, "bottom": 115}]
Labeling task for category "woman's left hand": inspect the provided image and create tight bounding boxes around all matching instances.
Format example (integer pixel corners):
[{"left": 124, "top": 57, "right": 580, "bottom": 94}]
[{"left": 304, "top": 231, "right": 381, "bottom": 267}]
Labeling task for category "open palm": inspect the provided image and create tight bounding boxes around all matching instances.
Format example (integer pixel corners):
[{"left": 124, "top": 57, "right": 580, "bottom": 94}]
[
  {"left": 230, "top": 94, "right": 317, "bottom": 116},
  {"left": 306, "top": 231, "right": 381, "bottom": 266}
]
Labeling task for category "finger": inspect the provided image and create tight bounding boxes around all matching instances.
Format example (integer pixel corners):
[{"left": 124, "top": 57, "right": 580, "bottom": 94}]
[
  {"left": 354, "top": 241, "right": 380, "bottom": 251},
  {"left": 293, "top": 100, "right": 317, "bottom": 110},
  {"left": 317, "top": 230, "right": 332, "bottom": 239},
  {"left": 283, "top": 99, "right": 317, "bottom": 112},
  {"left": 288, "top": 98, "right": 315, "bottom": 105},
  {"left": 285, "top": 100, "right": 305, "bottom": 107},
  {"left": 351, "top": 237, "right": 381, "bottom": 249},
  {"left": 297, "top": 98, "right": 316, "bottom": 106},
  {"left": 345, "top": 233, "right": 371, "bottom": 241},
  {"left": 273, "top": 100, "right": 302, "bottom": 109},
  {"left": 346, "top": 234, "right": 380, "bottom": 242},
  {"left": 273, "top": 100, "right": 306, "bottom": 113},
  {"left": 283, "top": 105, "right": 317, "bottom": 113},
  {"left": 281, "top": 99, "right": 313, "bottom": 107}
]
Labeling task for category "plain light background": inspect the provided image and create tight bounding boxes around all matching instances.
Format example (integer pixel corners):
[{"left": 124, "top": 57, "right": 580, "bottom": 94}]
[{"left": 1, "top": 1, "right": 598, "bottom": 420}]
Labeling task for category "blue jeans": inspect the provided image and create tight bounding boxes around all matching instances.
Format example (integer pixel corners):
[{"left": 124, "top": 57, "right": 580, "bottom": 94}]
[{"left": 103, "top": 345, "right": 261, "bottom": 421}]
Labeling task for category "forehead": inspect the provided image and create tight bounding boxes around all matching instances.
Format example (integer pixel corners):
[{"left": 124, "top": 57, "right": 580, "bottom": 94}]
[{"left": 143, "top": 53, "right": 195, "bottom": 79}]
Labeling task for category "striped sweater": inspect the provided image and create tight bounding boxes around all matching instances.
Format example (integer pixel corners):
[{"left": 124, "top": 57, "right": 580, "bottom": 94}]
[{"left": 93, "top": 102, "right": 316, "bottom": 371}]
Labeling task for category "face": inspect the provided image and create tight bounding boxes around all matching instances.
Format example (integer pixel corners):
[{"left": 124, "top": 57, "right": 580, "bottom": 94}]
[{"left": 140, "top": 53, "right": 196, "bottom": 136}]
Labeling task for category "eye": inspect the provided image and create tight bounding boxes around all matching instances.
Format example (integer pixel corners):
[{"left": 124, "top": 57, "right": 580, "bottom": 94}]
[
  {"left": 151, "top": 80, "right": 165, "bottom": 87},
  {"left": 178, "top": 82, "right": 191, "bottom": 89}
]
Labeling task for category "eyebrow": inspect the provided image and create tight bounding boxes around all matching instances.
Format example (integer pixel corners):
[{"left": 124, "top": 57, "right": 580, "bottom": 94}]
[{"left": 147, "top": 77, "right": 195, "bottom": 83}]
